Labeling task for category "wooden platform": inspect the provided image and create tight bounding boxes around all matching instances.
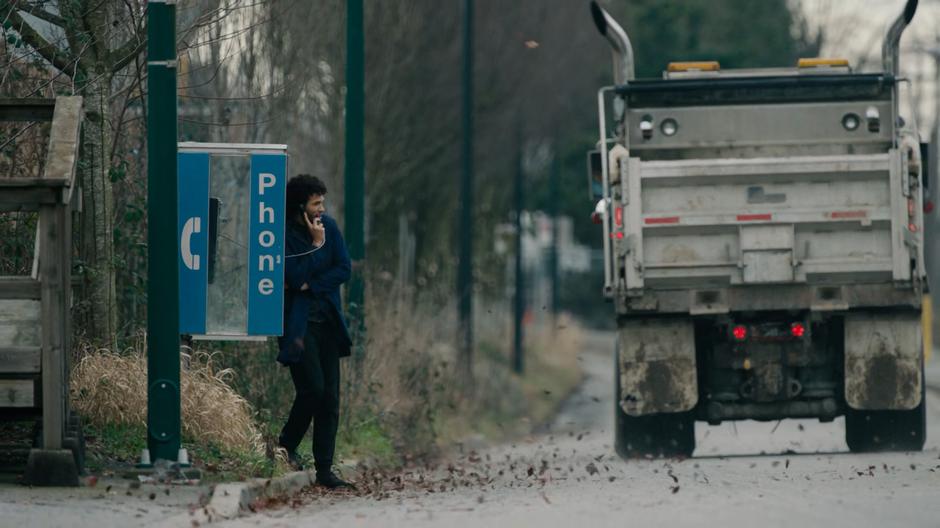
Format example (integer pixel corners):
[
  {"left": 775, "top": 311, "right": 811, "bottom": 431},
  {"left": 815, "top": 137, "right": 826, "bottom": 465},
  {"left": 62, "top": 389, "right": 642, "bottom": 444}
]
[{"left": 0, "top": 96, "right": 83, "bottom": 485}]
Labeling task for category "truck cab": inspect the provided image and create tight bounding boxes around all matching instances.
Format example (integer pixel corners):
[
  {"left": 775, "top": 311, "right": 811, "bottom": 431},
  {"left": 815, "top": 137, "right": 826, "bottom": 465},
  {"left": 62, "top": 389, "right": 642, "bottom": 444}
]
[{"left": 589, "top": 0, "right": 927, "bottom": 457}]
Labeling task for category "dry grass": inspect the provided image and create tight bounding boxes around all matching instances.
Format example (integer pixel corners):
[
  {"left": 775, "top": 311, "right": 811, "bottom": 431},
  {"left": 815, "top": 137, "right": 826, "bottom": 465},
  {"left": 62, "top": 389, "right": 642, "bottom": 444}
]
[
  {"left": 422, "top": 309, "right": 584, "bottom": 446},
  {"left": 69, "top": 280, "right": 585, "bottom": 474},
  {"left": 71, "top": 345, "right": 264, "bottom": 456},
  {"left": 519, "top": 316, "right": 584, "bottom": 422},
  {"left": 340, "top": 288, "right": 456, "bottom": 459},
  {"left": 342, "top": 284, "right": 585, "bottom": 459}
]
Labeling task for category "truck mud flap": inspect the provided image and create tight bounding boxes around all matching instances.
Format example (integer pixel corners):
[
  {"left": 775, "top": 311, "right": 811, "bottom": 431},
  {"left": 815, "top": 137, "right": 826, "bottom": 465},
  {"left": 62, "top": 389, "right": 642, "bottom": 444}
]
[
  {"left": 844, "top": 313, "right": 922, "bottom": 411},
  {"left": 618, "top": 319, "right": 698, "bottom": 416}
]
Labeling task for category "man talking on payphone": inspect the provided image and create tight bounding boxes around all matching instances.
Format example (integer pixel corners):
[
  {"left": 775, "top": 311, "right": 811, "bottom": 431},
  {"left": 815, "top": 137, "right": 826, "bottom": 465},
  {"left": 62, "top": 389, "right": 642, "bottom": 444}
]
[{"left": 277, "top": 174, "right": 355, "bottom": 490}]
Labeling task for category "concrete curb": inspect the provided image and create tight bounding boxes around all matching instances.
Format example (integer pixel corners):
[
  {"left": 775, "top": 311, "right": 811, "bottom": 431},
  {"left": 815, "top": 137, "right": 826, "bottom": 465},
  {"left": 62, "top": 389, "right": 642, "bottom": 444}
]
[{"left": 155, "top": 470, "right": 315, "bottom": 526}]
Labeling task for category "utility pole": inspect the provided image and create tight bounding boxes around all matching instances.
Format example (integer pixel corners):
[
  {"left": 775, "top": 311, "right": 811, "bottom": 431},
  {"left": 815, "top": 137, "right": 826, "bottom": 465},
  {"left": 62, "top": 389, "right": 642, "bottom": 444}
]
[
  {"left": 513, "top": 125, "right": 525, "bottom": 374},
  {"left": 458, "top": 0, "right": 475, "bottom": 384},
  {"left": 345, "top": 0, "right": 366, "bottom": 354},
  {"left": 146, "top": 0, "right": 181, "bottom": 464}
]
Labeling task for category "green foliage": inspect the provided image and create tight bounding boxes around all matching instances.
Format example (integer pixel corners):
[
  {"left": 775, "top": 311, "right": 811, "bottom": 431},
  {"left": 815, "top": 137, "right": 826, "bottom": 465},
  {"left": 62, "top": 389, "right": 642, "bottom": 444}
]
[
  {"left": 123, "top": 203, "right": 144, "bottom": 224},
  {"left": 0, "top": 212, "right": 37, "bottom": 275},
  {"left": 84, "top": 422, "right": 147, "bottom": 472},
  {"left": 183, "top": 438, "right": 275, "bottom": 482},
  {"left": 84, "top": 421, "right": 276, "bottom": 481},
  {"left": 109, "top": 160, "right": 128, "bottom": 183},
  {"left": 522, "top": 1, "right": 820, "bottom": 256},
  {"left": 605, "top": 0, "right": 820, "bottom": 77},
  {"left": 336, "top": 419, "right": 397, "bottom": 468}
]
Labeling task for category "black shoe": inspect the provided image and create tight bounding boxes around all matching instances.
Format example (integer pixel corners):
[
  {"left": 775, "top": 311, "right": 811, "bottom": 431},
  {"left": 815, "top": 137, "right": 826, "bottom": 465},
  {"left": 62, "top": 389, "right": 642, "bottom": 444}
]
[
  {"left": 279, "top": 446, "right": 305, "bottom": 471},
  {"left": 316, "top": 470, "right": 356, "bottom": 490}
]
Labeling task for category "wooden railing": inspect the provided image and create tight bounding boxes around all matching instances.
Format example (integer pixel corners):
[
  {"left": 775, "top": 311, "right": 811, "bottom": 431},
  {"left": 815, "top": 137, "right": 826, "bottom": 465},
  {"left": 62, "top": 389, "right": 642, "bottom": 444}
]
[{"left": 0, "top": 97, "right": 81, "bottom": 465}]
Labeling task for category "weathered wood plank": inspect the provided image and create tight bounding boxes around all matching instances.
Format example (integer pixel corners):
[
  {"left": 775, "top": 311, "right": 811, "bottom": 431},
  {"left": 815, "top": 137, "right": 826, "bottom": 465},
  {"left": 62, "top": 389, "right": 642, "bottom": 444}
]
[
  {"left": 0, "top": 99, "right": 56, "bottom": 122},
  {"left": 39, "top": 204, "right": 64, "bottom": 449},
  {"left": 0, "top": 380, "right": 36, "bottom": 407},
  {"left": 31, "top": 222, "right": 40, "bottom": 279},
  {"left": 0, "top": 347, "right": 41, "bottom": 373},
  {"left": 43, "top": 97, "right": 82, "bottom": 197},
  {"left": 61, "top": 189, "right": 73, "bottom": 418},
  {"left": 0, "top": 324, "right": 40, "bottom": 348},
  {"left": 0, "top": 204, "right": 40, "bottom": 213},
  {"left": 0, "top": 299, "right": 41, "bottom": 320},
  {"left": 0, "top": 188, "right": 60, "bottom": 208},
  {"left": 0, "top": 279, "right": 40, "bottom": 300},
  {"left": 0, "top": 178, "right": 69, "bottom": 188},
  {"left": 0, "top": 299, "right": 41, "bottom": 349}
]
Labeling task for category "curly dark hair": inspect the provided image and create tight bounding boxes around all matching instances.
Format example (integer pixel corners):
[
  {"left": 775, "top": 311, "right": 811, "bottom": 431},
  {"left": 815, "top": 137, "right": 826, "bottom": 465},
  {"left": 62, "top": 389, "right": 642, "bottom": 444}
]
[{"left": 286, "top": 174, "right": 327, "bottom": 214}]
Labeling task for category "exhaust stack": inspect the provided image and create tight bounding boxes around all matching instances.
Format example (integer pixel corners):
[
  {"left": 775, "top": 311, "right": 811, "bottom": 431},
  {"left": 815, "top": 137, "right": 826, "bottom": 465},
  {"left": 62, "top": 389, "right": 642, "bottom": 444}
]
[
  {"left": 882, "top": 0, "right": 918, "bottom": 76},
  {"left": 590, "top": 1, "right": 635, "bottom": 84}
]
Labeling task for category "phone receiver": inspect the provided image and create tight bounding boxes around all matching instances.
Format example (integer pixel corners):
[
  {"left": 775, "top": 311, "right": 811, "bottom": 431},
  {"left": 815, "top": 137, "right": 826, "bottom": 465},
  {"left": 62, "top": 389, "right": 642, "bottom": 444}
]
[
  {"left": 208, "top": 197, "right": 220, "bottom": 283},
  {"left": 181, "top": 216, "right": 201, "bottom": 271}
]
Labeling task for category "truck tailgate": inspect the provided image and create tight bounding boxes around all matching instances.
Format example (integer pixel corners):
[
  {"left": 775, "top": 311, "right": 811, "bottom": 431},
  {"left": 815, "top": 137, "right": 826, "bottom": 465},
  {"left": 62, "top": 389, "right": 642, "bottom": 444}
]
[{"left": 615, "top": 152, "right": 916, "bottom": 290}]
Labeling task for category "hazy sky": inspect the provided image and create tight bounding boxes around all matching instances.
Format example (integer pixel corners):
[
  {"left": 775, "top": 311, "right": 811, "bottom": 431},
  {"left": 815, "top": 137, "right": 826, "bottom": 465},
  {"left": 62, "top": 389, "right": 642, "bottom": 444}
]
[{"left": 799, "top": 0, "right": 940, "bottom": 133}]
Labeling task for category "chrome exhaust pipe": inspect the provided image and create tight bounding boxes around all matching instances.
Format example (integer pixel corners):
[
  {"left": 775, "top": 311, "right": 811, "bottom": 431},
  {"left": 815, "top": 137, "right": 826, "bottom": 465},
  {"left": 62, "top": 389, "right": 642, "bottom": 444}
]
[
  {"left": 883, "top": 0, "right": 918, "bottom": 76},
  {"left": 590, "top": 1, "right": 635, "bottom": 84}
]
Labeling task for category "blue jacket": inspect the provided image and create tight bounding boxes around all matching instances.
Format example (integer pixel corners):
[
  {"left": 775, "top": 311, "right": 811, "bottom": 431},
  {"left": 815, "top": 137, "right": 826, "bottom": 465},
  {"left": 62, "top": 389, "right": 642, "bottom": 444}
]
[{"left": 277, "top": 214, "right": 352, "bottom": 365}]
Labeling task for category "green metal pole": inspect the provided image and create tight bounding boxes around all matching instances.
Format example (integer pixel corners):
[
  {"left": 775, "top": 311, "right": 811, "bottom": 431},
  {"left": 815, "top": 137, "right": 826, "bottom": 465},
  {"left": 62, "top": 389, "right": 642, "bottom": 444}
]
[
  {"left": 345, "top": 0, "right": 365, "bottom": 350},
  {"left": 549, "top": 143, "right": 559, "bottom": 324},
  {"left": 512, "top": 124, "right": 524, "bottom": 375},
  {"left": 146, "top": 0, "right": 180, "bottom": 463},
  {"left": 458, "top": 0, "right": 475, "bottom": 383}
]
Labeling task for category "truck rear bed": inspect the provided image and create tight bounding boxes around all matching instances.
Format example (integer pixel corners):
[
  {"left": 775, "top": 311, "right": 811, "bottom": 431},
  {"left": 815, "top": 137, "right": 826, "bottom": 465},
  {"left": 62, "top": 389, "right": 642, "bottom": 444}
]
[{"left": 617, "top": 151, "right": 913, "bottom": 290}]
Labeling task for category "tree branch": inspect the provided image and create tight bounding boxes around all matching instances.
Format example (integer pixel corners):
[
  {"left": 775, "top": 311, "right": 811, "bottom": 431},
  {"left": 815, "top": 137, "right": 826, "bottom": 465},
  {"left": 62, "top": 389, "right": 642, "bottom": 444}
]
[
  {"left": 2, "top": 4, "right": 75, "bottom": 74},
  {"left": 110, "top": 32, "right": 145, "bottom": 73},
  {"left": 11, "top": 0, "right": 67, "bottom": 27}
]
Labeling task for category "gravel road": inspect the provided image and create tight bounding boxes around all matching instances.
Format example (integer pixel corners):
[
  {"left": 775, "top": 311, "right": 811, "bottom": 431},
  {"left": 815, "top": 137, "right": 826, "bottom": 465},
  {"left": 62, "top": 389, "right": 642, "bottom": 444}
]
[
  {"left": 220, "top": 330, "right": 940, "bottom": 528},
  {"left": 3, "top": 330, "right": 939, "bottom": 528}
]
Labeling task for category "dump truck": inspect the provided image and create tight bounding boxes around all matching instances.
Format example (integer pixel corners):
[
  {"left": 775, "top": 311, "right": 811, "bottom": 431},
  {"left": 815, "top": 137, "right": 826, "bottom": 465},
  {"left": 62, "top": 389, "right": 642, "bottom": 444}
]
[{"left": 588, "top": 0, "right": 928, "bottom": 457}]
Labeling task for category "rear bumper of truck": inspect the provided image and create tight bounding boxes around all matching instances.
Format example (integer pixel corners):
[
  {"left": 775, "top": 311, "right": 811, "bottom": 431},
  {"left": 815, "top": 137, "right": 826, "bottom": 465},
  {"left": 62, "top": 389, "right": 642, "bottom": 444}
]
[
  {"left": 703, "top": 398, "right": 840, "bottom": 422},
  {"left": 615, "top": 282, "right": 921, "bottom": 316},
  {"left": 615, "top": 283, "right": 924, "bottom": 421}
]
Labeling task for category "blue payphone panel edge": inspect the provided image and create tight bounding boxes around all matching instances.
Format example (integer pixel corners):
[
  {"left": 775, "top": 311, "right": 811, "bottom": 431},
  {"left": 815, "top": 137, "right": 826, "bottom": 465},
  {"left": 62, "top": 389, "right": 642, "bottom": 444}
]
[{"left": 178, "top": 152, "right": 210, "bottom": 335}]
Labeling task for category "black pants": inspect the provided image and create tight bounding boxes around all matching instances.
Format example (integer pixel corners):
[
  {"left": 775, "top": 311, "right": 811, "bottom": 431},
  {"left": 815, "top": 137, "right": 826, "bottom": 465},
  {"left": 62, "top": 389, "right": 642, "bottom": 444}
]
[{"left": 279, "top": 321, "right": 341, "bottom": 472}]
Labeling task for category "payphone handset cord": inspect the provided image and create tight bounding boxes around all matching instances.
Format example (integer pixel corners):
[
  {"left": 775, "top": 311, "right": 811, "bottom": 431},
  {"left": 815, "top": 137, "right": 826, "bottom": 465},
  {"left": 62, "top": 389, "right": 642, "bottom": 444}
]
[{"left": 286, "top": 245, "right": 324, "bottom": 259}]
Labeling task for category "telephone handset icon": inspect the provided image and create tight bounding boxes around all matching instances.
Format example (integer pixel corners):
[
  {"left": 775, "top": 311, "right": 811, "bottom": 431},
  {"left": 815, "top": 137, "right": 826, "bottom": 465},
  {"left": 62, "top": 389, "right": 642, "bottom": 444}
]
[{"left": 181, "top": 216, "right": 202, "bottom": 271}]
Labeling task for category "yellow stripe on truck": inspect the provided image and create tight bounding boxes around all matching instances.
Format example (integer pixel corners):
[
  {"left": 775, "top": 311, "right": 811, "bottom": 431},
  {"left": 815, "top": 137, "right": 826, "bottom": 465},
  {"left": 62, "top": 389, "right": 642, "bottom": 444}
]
[
  {"left": 667, "top": 61, "right": 720, "bottom": 73},
  {"left": 797, "top": 58, "right": 850, "bottom": 68}
]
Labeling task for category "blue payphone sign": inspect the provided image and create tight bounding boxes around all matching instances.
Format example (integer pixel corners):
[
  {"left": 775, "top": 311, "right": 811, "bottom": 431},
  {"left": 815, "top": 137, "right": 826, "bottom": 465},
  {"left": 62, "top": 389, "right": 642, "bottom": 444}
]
[
  {"left": 247, "top": 155, "right": 286, "bottom": 335},
  {"left": 178, "top": 143, "right": 288, "bottom": 339}
]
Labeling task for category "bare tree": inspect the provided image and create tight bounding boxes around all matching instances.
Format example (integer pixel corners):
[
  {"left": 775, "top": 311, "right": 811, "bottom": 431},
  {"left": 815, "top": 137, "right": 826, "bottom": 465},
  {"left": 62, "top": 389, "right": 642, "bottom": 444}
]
[{"left": 0, "top": 1, "right": 151, "bottom": 348}]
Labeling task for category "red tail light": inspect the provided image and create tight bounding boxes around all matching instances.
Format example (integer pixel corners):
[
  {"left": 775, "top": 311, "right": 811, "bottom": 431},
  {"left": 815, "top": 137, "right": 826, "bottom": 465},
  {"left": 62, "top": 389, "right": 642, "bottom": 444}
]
[
  {"left": 790, "top": 322, "right": 806, "bottom": 338},
  {"left": 591, "top": 212, "right": 602, "bottom": 225},
  {"left": 615, "top": 207, "right": 623, "bottom": 227},
  {"left": 732, "top": 325, "right": 747, "bottom": 341}
]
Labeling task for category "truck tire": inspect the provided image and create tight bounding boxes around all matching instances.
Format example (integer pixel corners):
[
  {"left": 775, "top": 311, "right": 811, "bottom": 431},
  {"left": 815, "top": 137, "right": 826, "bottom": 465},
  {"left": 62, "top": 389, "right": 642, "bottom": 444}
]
[
  {"left": 614, "top": 343, "right": 695, "bottom": 458},
  {"left": 844, "top": 362, "right": 926, "bottom": 452}
]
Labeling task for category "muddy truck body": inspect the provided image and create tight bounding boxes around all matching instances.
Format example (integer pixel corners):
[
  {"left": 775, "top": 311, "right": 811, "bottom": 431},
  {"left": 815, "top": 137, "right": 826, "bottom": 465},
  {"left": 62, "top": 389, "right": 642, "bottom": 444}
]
[{"left": 588, "top": 0, "right": 928, "bottom": 457}]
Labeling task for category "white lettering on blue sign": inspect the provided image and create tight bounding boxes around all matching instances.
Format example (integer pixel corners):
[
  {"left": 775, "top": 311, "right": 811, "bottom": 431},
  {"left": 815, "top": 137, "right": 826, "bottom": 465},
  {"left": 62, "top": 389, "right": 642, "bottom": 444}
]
[{"left": 247, "top": 156, "right": 286, "bottom": 334}]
